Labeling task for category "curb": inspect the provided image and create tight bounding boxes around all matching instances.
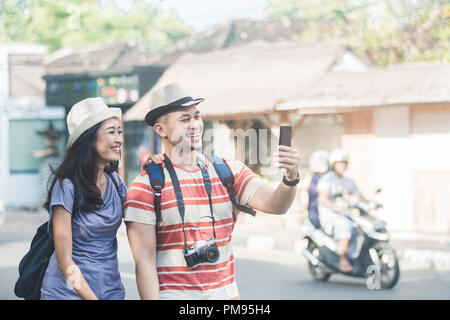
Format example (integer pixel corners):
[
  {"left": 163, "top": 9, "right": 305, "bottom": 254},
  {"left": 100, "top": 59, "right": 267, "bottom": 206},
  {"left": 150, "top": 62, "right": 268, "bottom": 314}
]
[
  {"left": 3, "top": 210, "right": 450, "bottom": 272},
  {"left": 238, "top": 233, "right": 450, "bottom": 272}
]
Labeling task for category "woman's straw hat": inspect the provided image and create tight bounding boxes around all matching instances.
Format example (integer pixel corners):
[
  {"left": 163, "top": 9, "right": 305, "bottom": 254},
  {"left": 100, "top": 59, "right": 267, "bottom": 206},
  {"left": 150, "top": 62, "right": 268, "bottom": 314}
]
[{"left": 66, "top": 97, "right": 121, "bottom": 150}]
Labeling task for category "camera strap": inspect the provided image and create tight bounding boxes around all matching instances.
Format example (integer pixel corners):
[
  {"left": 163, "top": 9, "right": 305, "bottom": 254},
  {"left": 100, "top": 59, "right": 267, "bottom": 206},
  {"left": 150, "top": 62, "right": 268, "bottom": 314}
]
[
  {"left": 196, "top": 155, "right": 217, "bottom": 240},
  {"left": 163, "top": 154, "right": 217, "bottom": 252},
  {"left": 163, "top": 155, "right": 188, "bottom": 251}
]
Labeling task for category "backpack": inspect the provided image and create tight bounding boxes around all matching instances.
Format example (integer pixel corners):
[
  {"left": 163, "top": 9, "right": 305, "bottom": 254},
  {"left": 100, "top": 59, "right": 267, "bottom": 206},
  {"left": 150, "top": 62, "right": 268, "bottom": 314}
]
[
  {"left": 14, "top": 172, "right": 119, "bottom": 300},
  {"left": 145, "top": 154, "right": 256, "bottom": 226}
]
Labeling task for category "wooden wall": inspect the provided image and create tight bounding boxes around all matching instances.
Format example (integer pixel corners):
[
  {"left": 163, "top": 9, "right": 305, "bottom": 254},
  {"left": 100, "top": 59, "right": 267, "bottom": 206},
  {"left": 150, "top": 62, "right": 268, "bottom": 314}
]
[
  {"left": 413, "top": 171, "right": 450, "bottom": 233},
  {"left": 341, "top": 110, "right": 376, "bottom": 198},
  {"left": 411, "top": 107, "right": 450, "bottom": 234}
]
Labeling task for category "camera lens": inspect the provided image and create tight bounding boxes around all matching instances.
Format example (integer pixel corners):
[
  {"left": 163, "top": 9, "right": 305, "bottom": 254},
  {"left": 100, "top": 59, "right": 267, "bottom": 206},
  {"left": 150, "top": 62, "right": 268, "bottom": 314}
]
[
  {"left": 206, "top": 247, "right": 219, "bottom": 262},
  {"left": 199, "top": 244, "right": 219, "bottom": 263}
]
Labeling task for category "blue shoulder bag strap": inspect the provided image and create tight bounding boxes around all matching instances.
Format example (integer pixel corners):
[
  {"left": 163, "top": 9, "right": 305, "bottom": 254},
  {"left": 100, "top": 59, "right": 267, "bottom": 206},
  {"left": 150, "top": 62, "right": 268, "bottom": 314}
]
[
  {"left": 144, "top": 162, "right": 164, "bottom": 226},
  {"left": 204, "top": 154, "right": 256, "bottom": 216}
]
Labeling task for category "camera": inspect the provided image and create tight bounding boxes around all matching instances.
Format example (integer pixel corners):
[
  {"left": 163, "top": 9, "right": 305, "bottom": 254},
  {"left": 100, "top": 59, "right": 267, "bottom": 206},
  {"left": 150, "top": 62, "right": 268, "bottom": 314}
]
[{"left": 184, "top": 238, "right": 220, "bottom": 268}]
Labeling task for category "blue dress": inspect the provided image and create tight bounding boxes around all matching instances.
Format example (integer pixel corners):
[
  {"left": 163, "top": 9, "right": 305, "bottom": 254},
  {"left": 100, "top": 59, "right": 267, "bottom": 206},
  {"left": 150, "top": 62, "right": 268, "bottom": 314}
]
[{"left": 40, "top": 172, "right": 126, "bottom": 300}]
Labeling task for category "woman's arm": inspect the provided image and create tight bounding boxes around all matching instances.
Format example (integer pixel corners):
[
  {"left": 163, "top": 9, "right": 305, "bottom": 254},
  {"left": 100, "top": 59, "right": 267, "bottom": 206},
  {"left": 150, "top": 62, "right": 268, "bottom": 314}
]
[
  {"left": 126, "top": 221, "right": 160, "bottom": 300},
  {"left": 52, "top": 205, "right": 98, "bottom": 300}
]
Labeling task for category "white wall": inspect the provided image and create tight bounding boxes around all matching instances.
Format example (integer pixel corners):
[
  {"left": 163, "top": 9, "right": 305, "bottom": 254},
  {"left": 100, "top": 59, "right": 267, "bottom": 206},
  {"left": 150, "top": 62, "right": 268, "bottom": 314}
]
[
  {"left": 0, "top": 109, "right": 8, "bottom": 205},
  {"left": 331, "top": 50, "right": 368, "bottom": 72},
  {"left": 0, "top": 43, "right": 63, "bottom": 209},
  {"left": 374, "top": 106, "right": 414, "bottom": 232},
  {"left": 1, "top": 107, "right": 65, "bottom": 209},
  {"left": 292, "top": 114, "right": 343, "bottom": 173},
  {"left": 0, "top": 43, "right": 47, "bottom": 101},
  {"left": 411, "top": 111, "right": 450, "bottom": 171}
]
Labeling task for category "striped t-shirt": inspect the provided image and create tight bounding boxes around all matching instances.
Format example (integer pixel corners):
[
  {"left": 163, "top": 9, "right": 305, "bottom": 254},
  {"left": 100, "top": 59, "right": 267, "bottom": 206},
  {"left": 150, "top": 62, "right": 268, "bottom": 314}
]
[{"left": 123, "top": 155, "right": 264, "bottom": 300}]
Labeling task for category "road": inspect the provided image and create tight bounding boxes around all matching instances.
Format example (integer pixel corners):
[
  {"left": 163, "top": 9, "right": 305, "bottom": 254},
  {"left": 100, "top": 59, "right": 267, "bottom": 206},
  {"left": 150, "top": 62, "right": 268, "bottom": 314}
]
[{"left": 1, "top": 226, "right": 449, "bottom": 300}]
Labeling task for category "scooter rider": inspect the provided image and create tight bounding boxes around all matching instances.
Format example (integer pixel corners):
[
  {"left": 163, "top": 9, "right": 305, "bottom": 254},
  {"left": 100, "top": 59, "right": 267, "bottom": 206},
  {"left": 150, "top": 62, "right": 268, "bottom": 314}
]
[
  {"left": 317, "top": 148, "right": 363, "bottom": 273},
  {"left": 307, "top": 150, "right": 329, "bottom": 228}
]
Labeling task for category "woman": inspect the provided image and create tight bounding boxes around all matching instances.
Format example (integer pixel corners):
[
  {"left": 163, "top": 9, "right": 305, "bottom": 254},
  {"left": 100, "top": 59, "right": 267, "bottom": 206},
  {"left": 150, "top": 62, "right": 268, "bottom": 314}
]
[
  {"left": 40, "top": 97, "right": 127, "bottom": 300},
  {"left": 307, "top": 150, "right": 329, "bottom": 229}
]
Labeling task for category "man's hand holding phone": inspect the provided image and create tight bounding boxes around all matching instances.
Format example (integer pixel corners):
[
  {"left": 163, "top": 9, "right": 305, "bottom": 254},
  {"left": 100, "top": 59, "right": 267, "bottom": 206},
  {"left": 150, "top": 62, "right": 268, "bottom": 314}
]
[{"left": 274, "top": 126, "right": 300, "bottom": 182}]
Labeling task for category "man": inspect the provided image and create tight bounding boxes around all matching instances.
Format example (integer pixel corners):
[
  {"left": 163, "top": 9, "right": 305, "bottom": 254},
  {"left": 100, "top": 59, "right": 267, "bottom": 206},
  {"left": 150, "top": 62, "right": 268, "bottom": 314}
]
[
  {"left": 317, "top": 148, "right": 362, "bottom": 273},
  {"left": 124, "top": 83, "right": 301, "bottom": 300}
]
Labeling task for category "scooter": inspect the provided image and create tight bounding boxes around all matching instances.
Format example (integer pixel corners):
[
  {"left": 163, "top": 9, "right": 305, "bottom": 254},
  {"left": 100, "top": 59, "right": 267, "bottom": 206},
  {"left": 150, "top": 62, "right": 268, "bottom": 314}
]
[{"left": 302, "top": 193, "right": 400, "bottom": 289}]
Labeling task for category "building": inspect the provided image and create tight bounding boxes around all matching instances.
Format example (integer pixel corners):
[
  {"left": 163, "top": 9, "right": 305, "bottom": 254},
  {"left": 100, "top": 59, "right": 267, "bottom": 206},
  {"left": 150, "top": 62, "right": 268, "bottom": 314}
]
[
  {"left": 125, "top": 39, "right": 450, "bottom": 235},
  {"left": 42, "top": 40, "right": 166, "bottom": 185},
  {"left": 277, "top": 62, "right": 450, "bottom": 235},
  {"left": 0, "top": 43, "right": 65, "bottom": 209},
  {"left": 124, "top": 39, "right": 366, "bottom": 171},
  {"left": 41, "top": 19, "right": 310, "bottom": 184}
]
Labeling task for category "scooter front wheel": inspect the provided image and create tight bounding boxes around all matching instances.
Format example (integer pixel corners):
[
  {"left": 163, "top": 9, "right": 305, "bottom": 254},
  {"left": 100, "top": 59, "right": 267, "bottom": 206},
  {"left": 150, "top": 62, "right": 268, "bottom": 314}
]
[
  {"left": 307, "top": 242, "right": 331, "bottom": 282},
  {"left": 373, "top": 243, "right": 400, "bottom": 289},
  {"left": 308, "top": 262, "right": 332, "bottom": 282}
]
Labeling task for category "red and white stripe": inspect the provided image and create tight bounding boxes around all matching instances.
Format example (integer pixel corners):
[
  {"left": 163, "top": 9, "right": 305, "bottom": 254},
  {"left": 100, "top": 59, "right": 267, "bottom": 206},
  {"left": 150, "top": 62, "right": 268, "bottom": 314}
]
[{"left": 124, "top": 157, "right": 263, "bottom": 300}]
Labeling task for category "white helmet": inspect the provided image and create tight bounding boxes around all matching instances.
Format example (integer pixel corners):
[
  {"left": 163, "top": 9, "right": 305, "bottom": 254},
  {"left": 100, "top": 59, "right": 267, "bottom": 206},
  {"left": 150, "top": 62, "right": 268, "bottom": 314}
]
[
  {"left": 328, "top": 148, "right": 349, "bottom": 166},
  {"left": 309, "top": 150, "right": 329, "bottom": 174}
]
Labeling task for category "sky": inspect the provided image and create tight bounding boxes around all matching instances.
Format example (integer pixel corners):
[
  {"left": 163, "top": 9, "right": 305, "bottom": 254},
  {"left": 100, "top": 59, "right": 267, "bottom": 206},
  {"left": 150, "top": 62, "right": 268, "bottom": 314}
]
[{"left": 111, "top": 0, "right": 268, "bottom": 32}]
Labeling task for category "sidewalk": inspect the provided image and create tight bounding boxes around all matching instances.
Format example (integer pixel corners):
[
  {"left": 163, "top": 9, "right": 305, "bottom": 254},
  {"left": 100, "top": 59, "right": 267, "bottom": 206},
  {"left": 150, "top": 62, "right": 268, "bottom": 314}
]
[
  {"left": 232, "top": 212, "right": 450, "bottom": 272},
  {"left": 2, "top": 209, "right": 450, "bottom": 272}
]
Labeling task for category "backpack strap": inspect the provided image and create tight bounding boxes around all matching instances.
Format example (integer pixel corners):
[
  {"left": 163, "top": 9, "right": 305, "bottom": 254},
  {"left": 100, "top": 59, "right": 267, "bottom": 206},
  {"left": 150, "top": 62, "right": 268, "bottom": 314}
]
[
  {"left": 144, "top": 162, "right": 164, "bottom": 226},
  {"left": 68, "top": 172, "right": 119, "bottom": 217},
  {"left": 67, "top": 177, "right": 80, "bottom": 217},
  {"left": 204, "top": 154, "right": 256, "bottom": 216},
  {"left": 162, "top": 155, "right": 189, "bottom": 250},
  {"left": 106, "top": 171, "right": 120, "bottom": 193}
]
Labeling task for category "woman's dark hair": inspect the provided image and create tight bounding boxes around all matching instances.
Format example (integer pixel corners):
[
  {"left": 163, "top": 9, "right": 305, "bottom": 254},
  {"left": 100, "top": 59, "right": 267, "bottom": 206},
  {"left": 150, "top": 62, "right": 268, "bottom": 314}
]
[{"left": 43, "top": 121, "right": 119, "bottom": 213}]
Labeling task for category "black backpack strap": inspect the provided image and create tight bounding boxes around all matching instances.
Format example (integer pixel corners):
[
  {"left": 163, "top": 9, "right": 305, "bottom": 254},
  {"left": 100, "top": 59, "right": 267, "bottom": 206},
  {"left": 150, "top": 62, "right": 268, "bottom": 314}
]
[
  {"left": 204, "top": 154, "right": 256, "bottom": 216},
  {"left": 106, "top": 171, "right": 120, "bottom": 193},
  {"left": 67, "top": 173, "right": 119, "bottom": 217},
  {"left": 162, "top": 155, "right": 189, "bottom": 251},
  {"left": 144, "top": 162, "right": 165, "bottom": 226},
  {"left": 66, "top": 177, "right": 80, "bottom": 217}
]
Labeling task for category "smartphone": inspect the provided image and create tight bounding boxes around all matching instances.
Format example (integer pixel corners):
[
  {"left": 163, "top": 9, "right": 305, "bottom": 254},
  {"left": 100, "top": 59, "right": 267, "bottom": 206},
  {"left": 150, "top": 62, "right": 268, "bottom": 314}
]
[{"left": 279, "top": 125, "right": 292, "bottom": 147}]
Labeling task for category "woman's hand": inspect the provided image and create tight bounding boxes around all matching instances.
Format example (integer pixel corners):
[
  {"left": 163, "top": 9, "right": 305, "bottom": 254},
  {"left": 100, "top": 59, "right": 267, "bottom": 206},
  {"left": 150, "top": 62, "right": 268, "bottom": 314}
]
[
  {"left": 138, "top": 147, "right": 164, "bottom": 168},
  {"left": 144, "top": 153, "right": 164, "bottom": 167}
]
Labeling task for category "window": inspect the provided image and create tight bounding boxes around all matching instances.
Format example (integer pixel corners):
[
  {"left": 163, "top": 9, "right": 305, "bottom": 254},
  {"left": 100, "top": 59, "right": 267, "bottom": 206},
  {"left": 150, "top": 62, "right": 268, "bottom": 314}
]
[
  {"left": 123, "top": 120, "right": 150, "bottom": 186},
  {"left": 9, "top": 119, "right": 66, "bottom": 174}
]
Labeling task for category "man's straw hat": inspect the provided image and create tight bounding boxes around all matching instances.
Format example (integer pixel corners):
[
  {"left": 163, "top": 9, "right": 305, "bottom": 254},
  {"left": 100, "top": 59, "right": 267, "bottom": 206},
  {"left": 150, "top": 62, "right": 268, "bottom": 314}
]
[{"left": 145, "top": 83, "right": 204, "bottom": 126}]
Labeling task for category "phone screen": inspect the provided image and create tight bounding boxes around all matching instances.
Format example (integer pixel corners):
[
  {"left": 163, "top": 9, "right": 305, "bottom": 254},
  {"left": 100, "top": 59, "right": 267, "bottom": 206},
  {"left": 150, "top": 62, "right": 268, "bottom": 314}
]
[{"left": 279, "top": 126, "right": 292, "bottom": 146}]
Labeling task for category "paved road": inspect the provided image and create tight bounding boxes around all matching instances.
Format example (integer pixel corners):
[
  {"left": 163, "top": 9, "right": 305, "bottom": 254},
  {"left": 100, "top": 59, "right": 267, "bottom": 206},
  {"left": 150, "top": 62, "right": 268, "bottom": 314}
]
[{"left": 1, "top": 235, "right": 449, "bottom": 300}]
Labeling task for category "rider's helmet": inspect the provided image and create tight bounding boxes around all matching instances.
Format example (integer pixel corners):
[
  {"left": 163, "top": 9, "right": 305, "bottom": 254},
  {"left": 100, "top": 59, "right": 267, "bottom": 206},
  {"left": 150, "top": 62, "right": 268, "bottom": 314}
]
[
  {"left": 328, "top": 148, "right": 349, "bottom": 167},
  {"left": 309, "top": 150, "right": 329, "bottom": 174}
]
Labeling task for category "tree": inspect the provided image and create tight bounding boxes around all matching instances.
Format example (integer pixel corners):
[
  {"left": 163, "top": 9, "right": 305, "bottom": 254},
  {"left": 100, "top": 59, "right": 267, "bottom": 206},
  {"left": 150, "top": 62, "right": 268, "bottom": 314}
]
[
  {"left": 264, "top": 0, "right": 450, "bottom": 65},
  {"left": 0, "top": 0, "right": 193, "bottom": 53}
]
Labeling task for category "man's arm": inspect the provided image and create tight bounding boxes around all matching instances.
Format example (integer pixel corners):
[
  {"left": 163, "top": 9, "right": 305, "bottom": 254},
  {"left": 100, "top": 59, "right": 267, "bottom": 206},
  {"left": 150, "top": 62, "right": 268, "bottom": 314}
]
[
  {"left": 247, "top": 145, "right": 300, "bottom": 215},
  {"left": 247, "top": 181, "right": 296, "bottom": 215},
  {"left": 126, "top": 221, "right": 160, "bottom": 300},
  {"left": 317, "top": 191, "right": 347, "bottom": 214}
]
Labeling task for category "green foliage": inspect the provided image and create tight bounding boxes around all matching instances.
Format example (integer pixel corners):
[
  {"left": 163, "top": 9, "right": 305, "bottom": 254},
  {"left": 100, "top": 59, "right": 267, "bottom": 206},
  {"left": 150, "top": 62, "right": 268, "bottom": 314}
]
[
  {"left": 264, "top": 0, "right": 450, "bottom": 65},
  {"left": 0, "top": 0, "right": 192, "bottom": 53},
  {"left": 265, "top": 0, "right": 302, "bottom": 20}
]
